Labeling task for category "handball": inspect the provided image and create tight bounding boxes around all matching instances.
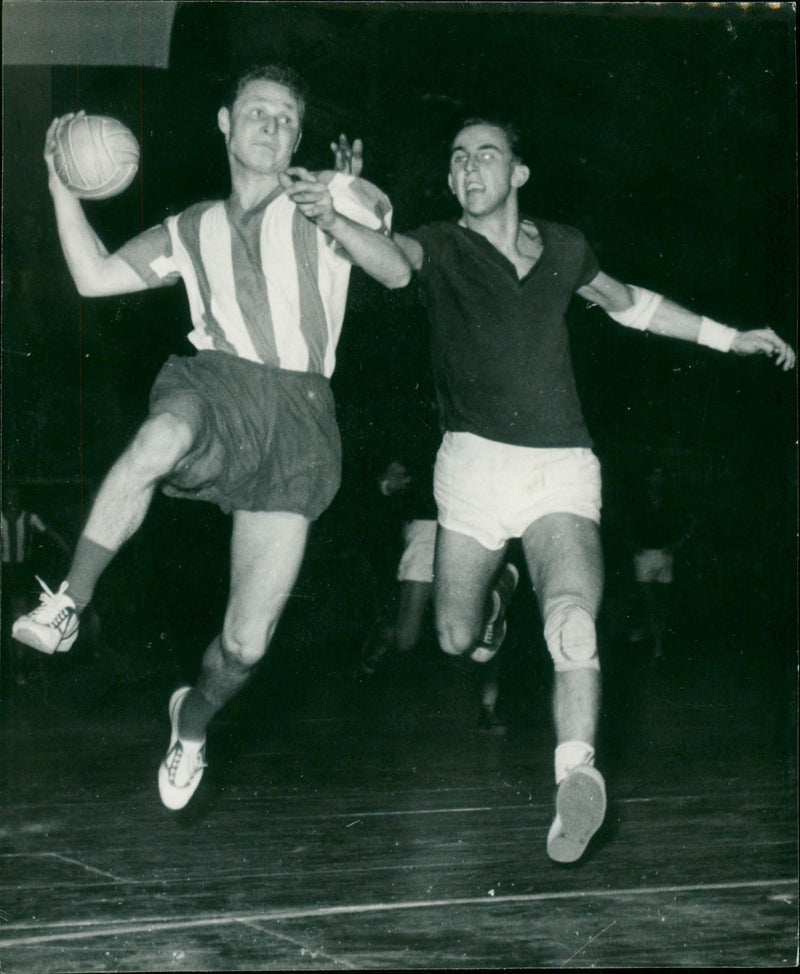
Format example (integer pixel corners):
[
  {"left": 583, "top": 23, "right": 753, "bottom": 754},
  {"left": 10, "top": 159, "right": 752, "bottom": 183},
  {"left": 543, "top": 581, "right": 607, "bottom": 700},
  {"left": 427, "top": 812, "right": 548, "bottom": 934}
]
[{"left": 53, "top": 114, "right": 139, "bottom": 200}]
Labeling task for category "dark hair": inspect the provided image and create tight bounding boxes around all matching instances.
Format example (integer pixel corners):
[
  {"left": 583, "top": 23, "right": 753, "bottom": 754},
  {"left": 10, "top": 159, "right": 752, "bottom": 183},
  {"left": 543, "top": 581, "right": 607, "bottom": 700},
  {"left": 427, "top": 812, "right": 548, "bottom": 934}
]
[
  {"left": 222, "top": 64, "right": 308, "bottom": 124},
  {"left": 450, "top": 116, "right": 523, "bottom": 161}
]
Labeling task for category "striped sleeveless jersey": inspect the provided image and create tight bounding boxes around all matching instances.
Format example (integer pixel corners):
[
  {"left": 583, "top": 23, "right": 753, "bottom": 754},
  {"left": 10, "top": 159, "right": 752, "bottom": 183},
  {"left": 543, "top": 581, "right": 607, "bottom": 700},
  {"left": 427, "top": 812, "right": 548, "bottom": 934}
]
[{"left": 117, "top": 172, "right": 392, "bottom": 377}]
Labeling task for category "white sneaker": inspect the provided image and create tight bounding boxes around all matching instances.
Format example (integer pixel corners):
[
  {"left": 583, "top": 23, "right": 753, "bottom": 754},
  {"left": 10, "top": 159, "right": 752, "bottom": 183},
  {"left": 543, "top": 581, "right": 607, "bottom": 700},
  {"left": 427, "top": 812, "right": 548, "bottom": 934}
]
[
  {"left": 158, "top": 687, "right": 207, "bottom": 811},
  {"left": 547, "top": 765, "right": 606, "bottom": 863},
  {"left": 12, "top": 578, "right": 79, "bottom": 654},
  {"left": 470, "top": 563, "right": 519, "bottom": 664}
]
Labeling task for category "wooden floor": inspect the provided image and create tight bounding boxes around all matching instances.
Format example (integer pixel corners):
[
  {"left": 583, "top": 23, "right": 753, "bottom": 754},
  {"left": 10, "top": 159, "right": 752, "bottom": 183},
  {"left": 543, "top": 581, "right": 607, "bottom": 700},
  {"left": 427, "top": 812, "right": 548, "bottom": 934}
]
[{"left": 1, "top": 625, "right": 797, "bottom": 971}]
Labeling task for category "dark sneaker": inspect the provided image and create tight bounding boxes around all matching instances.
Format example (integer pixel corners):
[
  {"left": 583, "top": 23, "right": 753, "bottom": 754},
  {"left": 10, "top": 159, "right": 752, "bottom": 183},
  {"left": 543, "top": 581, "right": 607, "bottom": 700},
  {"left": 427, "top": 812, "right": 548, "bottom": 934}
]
[
  {"left": 547, "top": 765, "right": 606, "bottom": 863},
  {"left": 470, "top": 563, "right": 519, "bottom": 664},
  {"left": 12, "top": 578, "right": 79, "bottom": 654},
  {"left": 158, "top": 687, "right": 207, "bottom": 811},
  {"left": 357, "top": 621, "right": 394, "bottom": 676}
]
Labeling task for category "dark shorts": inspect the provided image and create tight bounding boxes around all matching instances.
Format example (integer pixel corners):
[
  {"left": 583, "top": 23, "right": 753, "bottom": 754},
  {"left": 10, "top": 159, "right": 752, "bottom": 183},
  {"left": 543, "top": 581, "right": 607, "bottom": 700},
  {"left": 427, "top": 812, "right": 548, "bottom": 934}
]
[{"left": 149, "top": 352, "right": 341, "bottom": 518}]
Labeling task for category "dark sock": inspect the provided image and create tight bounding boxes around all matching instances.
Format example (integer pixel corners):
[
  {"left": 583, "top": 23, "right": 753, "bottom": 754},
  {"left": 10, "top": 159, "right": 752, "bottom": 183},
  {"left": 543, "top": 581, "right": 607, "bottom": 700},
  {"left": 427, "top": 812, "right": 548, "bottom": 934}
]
[
  {"left": 65, "top": 535, "right": 116, "bottom": 611},
  {"left": 178, "top": 688, "right": 217, "bottom": 742},
  {"left": 179, "top": 635, "right": 253, "bottom": 740}
]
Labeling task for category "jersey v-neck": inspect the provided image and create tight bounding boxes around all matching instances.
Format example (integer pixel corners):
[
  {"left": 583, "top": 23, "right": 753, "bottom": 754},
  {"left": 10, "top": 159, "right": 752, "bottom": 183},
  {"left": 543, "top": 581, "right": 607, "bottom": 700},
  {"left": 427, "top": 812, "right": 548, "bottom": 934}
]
[
  {"left": 226, "top": 183, "right": 285, "bottom": 226},
  {"left": 456, "top": 218, "right": 546, "bottom": 285}
]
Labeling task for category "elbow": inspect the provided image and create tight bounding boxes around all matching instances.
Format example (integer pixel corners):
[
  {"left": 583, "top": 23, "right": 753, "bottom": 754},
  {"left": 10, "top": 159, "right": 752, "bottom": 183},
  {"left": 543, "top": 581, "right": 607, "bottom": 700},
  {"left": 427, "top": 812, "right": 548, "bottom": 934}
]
[
  {"left": 74, "top": 275, "right": 109, "bottom": 298},
  {"left": 75, "top": 280, "right": 97, "bottom": 298},
  {"left": 386, "top": 265, "right": 412, "bottom": 290},
  {"left": 384, "top": 255, "right": 413, "bottom": 290}
]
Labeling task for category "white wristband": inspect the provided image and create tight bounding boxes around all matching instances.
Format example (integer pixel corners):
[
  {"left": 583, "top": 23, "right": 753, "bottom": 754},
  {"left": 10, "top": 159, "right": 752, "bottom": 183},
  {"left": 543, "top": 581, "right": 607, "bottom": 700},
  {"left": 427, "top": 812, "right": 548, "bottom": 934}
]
[{"left": 697, "top": 316, "right": 737, "bottom": 353}]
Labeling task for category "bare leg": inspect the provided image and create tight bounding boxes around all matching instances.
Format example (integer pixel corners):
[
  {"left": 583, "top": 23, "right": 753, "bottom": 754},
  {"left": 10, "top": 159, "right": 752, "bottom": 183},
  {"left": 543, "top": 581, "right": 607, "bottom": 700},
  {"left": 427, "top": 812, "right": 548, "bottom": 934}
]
[
  {"left": 83, "top": 413, "right": 194, "bottom": 550},
  {"left": 179, "top": 510, "right": 310, "bottom": 739},
  {"left": 522, "top": 513, "right": 604, "bottom": 750},
  {"left": 394, "top": 580, "right": 433, "bottom": 653},
  {"left": 523, "top": 513, "right": 605, "bottom": 862},
  {"left": 65, "top": 413, "right": 196, "bottom": 610},
  {"left": 12, "top": 413, "right": 196, "bottom": 651},
  {"left": 644, "top": 581, "right": 671, "bottom": 659},
  {"left": 433, "top": 526, "right": 507, "bottom": 656}
]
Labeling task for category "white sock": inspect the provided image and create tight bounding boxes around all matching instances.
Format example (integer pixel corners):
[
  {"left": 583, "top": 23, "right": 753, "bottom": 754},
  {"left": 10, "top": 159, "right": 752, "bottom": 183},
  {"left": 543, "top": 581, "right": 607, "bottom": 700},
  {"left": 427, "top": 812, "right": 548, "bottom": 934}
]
[{"left": 555, "top": 740, "right": 595, "bottom": 785}]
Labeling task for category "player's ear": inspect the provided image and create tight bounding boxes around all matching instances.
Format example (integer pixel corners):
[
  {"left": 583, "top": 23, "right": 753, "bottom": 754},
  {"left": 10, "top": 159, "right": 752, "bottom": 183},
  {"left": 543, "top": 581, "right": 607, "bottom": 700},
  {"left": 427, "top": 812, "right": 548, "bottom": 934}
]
[
  {"left": 511, "top": 163, "right": 530, "bottom": 189},
  {"left": 447, "top": 172, "right": 456, "bottom": 195},
  {"left": 293, "top": 129, "right": 303, "bottom": 154},
  {"left": 217, "top": 107, "right": 231, "bottom": 140}
]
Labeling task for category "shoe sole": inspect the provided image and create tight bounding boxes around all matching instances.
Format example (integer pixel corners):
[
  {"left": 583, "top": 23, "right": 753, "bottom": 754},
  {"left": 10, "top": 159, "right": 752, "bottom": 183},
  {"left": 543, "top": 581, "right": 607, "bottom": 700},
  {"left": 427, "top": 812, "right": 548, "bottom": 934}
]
[
  {"left": 547, "top": 766, "right": 606, "bottom": 863},
  {"left": 11, "top": 622, "right": 77, "bottom": 655}
]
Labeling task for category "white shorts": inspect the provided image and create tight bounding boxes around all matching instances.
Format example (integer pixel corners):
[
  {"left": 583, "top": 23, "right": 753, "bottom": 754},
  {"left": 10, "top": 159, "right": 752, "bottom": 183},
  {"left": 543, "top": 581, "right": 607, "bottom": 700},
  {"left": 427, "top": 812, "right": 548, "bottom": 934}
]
[
  {"left": 434, "top": 432, "right": 602, "bottom": 551},
  {"left": 634, "top": 549, "right": 674, "bottom": 584},
  {"left": 397, "top": 519, "right": 437, "bottom": 583}
]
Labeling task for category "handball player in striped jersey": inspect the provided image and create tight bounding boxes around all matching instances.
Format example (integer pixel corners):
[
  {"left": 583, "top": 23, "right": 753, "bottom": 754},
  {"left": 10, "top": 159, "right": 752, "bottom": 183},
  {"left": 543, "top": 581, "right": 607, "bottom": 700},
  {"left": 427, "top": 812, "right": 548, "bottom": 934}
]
[{"left": 13, "top": 65, "right": 411, "bottom": 810}]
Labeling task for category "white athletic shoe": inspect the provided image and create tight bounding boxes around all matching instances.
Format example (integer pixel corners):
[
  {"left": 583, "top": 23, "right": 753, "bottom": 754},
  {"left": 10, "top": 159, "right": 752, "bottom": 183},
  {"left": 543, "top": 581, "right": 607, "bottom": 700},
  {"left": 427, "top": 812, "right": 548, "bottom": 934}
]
[
  {"left": 547, "top": 765, "right": 607, "bottom": 863},
  {"left": 12, "top": 578, "right": 79, "bottom": 654},
  {"left": 470, "top": 563, "right": 519, "bottom": 664},
  {"left": 158, "top": 687, "right": 207, "bottom": 811}
]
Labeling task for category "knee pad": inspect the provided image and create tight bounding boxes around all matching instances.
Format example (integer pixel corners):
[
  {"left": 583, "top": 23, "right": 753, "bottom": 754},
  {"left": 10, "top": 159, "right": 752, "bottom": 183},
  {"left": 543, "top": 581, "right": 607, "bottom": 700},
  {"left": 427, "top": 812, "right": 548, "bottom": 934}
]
[{"left": 543, "top": 596, "right": 599, "bottom": 672}]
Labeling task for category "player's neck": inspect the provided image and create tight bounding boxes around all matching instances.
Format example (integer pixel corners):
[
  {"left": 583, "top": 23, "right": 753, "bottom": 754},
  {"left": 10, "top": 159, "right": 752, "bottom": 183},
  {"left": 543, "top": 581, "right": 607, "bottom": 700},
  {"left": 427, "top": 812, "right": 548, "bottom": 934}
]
[
  {"left": 230, "top": 167, "right": 282, "bottom": 211},
  {"left": 460, "top": 199, "right": 521, "bottom": 257}
]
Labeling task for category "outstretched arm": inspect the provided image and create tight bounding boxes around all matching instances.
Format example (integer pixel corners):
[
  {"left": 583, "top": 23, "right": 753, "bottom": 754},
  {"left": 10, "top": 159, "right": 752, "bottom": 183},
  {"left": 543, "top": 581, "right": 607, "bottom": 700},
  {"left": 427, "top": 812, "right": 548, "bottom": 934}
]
[
  {"left": 329, "top": 134, "right": 424, "bottom": 274},
  {"left": 45, "top": 113, "right": 147, "bottom": 297},
  {"left": 578, "top": 271, "right": 795, "bottom": 371},
  {"left": 278, "top": 166, "right": 411, "bottom": 289}
]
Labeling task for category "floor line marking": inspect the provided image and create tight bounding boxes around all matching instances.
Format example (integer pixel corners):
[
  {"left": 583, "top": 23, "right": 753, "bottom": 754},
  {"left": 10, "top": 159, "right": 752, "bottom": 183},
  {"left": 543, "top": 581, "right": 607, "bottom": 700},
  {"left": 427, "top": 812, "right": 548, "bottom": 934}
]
[
  {"left": 45, "top": 852, "right": 127, "bottom": 883},
  {"left": 1, "top": 877, "right": 796, "bottom": 948},
  {"left": 237, "top": 918, "right": 358, "bottom": 969},
  {"left": 562, "top": 919, "right": 617, "bottom": 966},
  {"left": 2, "top": 787, "right": 794, "bottom": 816}
]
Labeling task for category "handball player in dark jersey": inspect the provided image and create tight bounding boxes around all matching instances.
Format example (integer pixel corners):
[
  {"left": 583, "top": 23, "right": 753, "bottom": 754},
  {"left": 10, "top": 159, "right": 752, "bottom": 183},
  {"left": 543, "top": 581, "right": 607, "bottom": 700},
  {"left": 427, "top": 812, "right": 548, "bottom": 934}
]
[{"left": 386, "top": 117, "right": 794, "bottom": 863}]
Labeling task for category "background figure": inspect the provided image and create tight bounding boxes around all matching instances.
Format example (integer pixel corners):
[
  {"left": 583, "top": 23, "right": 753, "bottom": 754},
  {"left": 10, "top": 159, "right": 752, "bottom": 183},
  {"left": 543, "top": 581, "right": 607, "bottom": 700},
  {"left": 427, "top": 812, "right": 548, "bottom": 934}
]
[
  {"left": 627, "top": 465, "right": 695, "bottom": 662},
  {"left": 357, "top": 459, "right": 436, "bottom": 675},
  {"left": 357, "top": 401, "right": 517, "bottom": 733},
  {"left": 357, "top": 395, "right": 439, "bottom": 673}
]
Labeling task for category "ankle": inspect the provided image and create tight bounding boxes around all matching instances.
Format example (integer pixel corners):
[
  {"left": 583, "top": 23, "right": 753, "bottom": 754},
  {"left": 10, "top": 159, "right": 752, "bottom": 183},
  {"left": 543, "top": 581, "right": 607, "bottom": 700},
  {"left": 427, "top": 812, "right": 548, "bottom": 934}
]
[
  {"left": 554, "top": 740, "right": 596, "bottom": 785},
  {"left": 177, "top": 687, "right": 214, "bottom": 741}
]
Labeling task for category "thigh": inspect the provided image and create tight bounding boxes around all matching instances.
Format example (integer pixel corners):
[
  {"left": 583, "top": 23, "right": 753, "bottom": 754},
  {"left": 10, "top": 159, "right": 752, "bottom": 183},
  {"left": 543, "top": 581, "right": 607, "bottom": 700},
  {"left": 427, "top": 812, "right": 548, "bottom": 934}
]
[
  {"left": 434, "top": 525, "right": 507, "bottom": 634},
  {"left": 522, "top": 512, "right": 604, "bottom": 614},
  {"left": 226, "top": 510, "right": 310, "bottom": 640}
]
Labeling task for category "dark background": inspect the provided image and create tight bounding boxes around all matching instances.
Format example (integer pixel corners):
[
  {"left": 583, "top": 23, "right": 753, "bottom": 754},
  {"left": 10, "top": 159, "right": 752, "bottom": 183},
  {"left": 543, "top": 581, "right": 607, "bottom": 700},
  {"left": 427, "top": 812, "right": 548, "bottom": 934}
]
[{"left": 2, "top": 2, "right": 797, "bottom": 721}]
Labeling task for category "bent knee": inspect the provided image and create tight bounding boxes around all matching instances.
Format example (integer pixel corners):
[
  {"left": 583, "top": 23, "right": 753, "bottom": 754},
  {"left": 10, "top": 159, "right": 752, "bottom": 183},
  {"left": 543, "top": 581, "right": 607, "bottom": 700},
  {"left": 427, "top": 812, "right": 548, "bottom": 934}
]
[
  {"left": 436, "top": 617, "right": 477, "bottom": 657},
  {"left": 543, "top": 596, "right": 599, "bottom": 672},
  {"left": 221, "top": 613, "right": 279, "bottom": 668},
  {"left": 131, "top": 413, "right": 195, "bottom": 473}
]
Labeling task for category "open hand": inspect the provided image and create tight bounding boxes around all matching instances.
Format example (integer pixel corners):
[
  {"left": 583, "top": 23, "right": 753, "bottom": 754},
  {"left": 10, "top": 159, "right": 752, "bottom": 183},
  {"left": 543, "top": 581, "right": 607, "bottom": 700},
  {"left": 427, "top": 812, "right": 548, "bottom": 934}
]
[
  {"left": 731, "top": 328, "right": 796, "bottom": 371},
  {"left": 330, "top": 134, "right": 363, "bottom": 177}
]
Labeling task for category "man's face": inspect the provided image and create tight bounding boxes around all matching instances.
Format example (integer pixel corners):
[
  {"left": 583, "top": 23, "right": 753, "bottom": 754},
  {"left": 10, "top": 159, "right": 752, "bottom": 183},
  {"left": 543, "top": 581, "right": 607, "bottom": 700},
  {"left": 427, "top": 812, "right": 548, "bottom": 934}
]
[
  {"left": 218, "top": 79, "right": 303, "bottom": 176},
  {"left": 448, "top": 124, "right": 527, "bottom": 217}
]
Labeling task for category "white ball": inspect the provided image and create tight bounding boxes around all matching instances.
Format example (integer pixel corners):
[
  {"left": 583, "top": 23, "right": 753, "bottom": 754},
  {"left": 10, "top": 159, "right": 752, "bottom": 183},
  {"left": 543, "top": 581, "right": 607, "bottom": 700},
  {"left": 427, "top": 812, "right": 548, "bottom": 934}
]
[{"left": 53, "top": 115, "right": 140, "bottom": 200}]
